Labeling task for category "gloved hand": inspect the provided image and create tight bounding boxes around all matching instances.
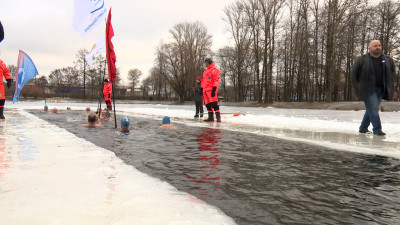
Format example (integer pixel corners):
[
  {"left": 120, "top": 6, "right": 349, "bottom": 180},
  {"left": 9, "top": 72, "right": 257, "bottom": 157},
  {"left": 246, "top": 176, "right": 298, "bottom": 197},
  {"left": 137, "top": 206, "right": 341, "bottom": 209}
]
[
  {"left": 211, "top": 87, "right": 216, "bottom": 97},
  {"left": 6, "top": 79, "right": 13, "bottom": 89}
]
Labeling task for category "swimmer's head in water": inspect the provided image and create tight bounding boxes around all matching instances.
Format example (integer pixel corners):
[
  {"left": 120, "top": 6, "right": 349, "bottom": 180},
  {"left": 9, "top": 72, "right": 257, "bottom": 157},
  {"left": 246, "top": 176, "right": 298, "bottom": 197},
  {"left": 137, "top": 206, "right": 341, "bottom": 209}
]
[
  {"left": 162, "top": 116, "right": 170, "bottom": 124},
  {"left": 88, "top": 113, "right": 97, "bottom": 123},
  {"left": 52, "top": 108, "right": 58, "bottom": 113},
  {"left": 104, "top": 110, "right": 111, "bottom": 118},
  {"left": 67, "top": 107, "right": 71, "bottom": 110},
  {"left": 44, "top": 105, "right": 48, "bottom": 111},
  {"left": 121, "top": 116, "right": 130, "bottom": 127},
  {"left": 86, "top": 107, "right": 90, "bottom": 112}
]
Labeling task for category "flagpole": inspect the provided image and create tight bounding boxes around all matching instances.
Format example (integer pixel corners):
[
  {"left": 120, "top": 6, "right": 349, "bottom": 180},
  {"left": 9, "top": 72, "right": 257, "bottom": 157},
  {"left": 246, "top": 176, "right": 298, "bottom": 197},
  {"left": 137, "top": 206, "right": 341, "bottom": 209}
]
[
  {"left": 83, "top": 56, "right": 86, "bottom": 98},
  {"left": 42, "top": 75, "right": 47, "bottom": 106},
  {"left": 112, "top": 81, "right": 117, "bottom": 129},
  {"left": 97, "top": 59, "right": 106, "bottom": 119}
]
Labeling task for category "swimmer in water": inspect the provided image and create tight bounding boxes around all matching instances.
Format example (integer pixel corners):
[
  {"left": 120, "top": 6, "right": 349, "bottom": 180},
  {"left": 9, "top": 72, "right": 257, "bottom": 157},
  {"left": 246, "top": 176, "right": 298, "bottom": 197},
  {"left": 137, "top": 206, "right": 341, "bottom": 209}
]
[
  {"left": 120, "top": 116, "right": 130, "bottom": 132},
  {"left": 52, "top": 107, "right": 58, "bottom": 113},
  {"left": 159, "top": 116, "right": 177, "bottom": 130},
  {"left": 101, "top": 109, "right": 111, "bottom": 121},
  {"left": 85, "top": 107, "right": 91, "bottom": 113},
  {"left": 44, "top": 105, "right": 48, "bottom": 111},
  {"left": 80, "top": 112, "right": 103, "bottom": 127}
]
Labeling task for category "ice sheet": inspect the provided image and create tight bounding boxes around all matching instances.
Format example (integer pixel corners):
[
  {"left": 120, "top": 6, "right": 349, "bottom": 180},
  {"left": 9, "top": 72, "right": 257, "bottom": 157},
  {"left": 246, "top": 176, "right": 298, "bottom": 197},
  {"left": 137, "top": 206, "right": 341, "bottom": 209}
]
[{"left": 0, "top": 108, "right": 236, "bottom": 225}]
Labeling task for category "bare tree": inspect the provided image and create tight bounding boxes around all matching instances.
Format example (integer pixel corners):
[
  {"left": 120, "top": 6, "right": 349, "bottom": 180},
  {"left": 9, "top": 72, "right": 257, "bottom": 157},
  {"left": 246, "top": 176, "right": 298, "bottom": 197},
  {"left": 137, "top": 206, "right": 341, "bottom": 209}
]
[
  {"left": 127, "top": 68, "right": 142, "bottom": 98},
  {"left": 223, "top": 1, "right": 253, "bottom": 101},
  {"left": 155, "top": 22, "right": 212, "bottom": 102}
]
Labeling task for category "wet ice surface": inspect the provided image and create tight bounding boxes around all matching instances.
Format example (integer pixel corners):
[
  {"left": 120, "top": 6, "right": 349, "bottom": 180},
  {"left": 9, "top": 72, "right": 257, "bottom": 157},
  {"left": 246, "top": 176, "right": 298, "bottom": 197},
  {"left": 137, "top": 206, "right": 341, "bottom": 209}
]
[
  {"left": 29, "top": 108, "right": 400, "bottom": 225},
  {"left": 0, "top": 109, "right": 236, "bottom": 225}
]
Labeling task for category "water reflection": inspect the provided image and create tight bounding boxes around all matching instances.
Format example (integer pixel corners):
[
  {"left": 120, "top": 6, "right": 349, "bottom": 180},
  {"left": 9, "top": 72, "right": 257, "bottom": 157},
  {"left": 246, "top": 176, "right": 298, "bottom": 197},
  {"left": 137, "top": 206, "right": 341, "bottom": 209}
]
[
  {"left": 0, "top": 139, "right": 10, "bottom": 180},
  {"left": 185, "top": 128, "right": 223, "bottom": 198},
  {"left": 12, "top": 117, "right": 37, "bottom": 162}
]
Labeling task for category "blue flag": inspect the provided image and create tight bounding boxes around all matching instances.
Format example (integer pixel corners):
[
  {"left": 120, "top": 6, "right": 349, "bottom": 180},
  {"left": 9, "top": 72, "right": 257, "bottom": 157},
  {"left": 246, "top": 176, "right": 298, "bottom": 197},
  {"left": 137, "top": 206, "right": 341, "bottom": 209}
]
[{"left": 13, "top": 50, "right": 39, "bottom": 103}]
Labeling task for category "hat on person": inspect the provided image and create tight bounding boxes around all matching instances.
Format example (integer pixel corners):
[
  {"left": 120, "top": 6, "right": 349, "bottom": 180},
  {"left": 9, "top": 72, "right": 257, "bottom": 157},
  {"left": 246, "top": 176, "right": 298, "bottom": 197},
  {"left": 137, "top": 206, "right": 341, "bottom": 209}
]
[
  {"left": 121, "top": 116, "right": 130, "bottom": 127},
  {"left": 204, "top": 58, "right": 213, "bottom": 64},
  {"left": 162, "top": 116, "right": 170, "bottom": 125},
  {"left": 104, "top": 110, "right": 111, "bottom": 118},
  {"left": 196, "top": 76, "right": 202, "bottom": 81},
  {"left": 44, "top": 105, "right": 48, "bottom": 111}
]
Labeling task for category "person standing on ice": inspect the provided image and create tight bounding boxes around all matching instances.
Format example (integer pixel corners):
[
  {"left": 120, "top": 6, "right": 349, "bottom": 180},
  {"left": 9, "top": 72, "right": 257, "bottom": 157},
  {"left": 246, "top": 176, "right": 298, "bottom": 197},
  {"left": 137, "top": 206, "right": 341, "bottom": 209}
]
[
  {"left": 193, "top": 76, "right": 204, "bottom": 118},
  {"left": 103, "top": 78, "right": 112, "bottom": 111},
  {"left": 202, "top": 58, "right": 221, "bottom": 122},
  {"left": 351, "top": 40, "right": 396, "bottom": 136},
  {"left": 0, "top": 59, "right": 13, "bottom": 119}
]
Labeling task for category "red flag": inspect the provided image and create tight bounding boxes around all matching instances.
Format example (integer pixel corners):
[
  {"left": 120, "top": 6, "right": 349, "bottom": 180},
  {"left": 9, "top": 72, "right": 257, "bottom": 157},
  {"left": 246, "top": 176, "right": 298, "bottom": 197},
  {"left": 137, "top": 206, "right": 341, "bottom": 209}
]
[{"left": 106, "top": 8, "right": 116, "bottom": 83}]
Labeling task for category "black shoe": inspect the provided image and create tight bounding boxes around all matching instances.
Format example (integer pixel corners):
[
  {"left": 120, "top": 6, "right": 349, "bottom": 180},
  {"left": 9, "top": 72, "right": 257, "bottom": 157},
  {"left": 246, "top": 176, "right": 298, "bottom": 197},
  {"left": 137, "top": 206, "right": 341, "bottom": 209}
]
[
  {"left": 194, "top": 114, "right": 199, "bottom": 118},
  {"left": 373, "top": 131, "right": 386, "bottom": 136},
  {"left": 0, "top": 107, "right": 4, "bottom": 119},
  {"left": 200, "top": 114, "right": 203, "bottom": 118},
  {"left": 204, "top": 112, "right": 214, "bottom": 122},
  {"left": 215, "top": 112, "right": 221, "bottom": 122},
  {"left": 359, "top": 129, "right": 371, "bottom": 134}
]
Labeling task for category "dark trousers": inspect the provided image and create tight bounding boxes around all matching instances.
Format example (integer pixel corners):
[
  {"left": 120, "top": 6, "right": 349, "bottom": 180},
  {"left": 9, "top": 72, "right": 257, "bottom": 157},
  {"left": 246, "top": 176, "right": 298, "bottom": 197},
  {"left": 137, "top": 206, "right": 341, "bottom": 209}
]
[
  {"left": 195, "top": 101, "right": 203, "bottom": 115},
  {"left": 206, "top": 101, "right": 220, "bottom": 112},
  {"left": 360, "top": 87, "right": 384, "bottom": 133}
]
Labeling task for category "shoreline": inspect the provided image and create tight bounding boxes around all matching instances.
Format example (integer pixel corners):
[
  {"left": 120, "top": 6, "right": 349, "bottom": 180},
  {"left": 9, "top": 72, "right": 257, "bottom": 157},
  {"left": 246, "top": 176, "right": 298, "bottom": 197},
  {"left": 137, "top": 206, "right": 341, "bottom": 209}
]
[{"left": 11, "top": 97, "right": 400, "bottom": 112}]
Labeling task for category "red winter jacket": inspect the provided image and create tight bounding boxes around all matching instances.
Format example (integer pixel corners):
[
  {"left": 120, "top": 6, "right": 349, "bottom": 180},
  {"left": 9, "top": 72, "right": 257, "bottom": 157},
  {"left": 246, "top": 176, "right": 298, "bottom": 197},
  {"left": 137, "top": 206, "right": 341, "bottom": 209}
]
[
  {"left": 0, "top": 60, "right": 11, "bottom": 100},
  {"left": 201, "top": 62, "right": 220, "bottom": 92},
  {"left": 201, "top": 62, "right": 220, "bottom": 104},
  {"left": 103, "top": 82, "right": 112, "bottom": 101}
]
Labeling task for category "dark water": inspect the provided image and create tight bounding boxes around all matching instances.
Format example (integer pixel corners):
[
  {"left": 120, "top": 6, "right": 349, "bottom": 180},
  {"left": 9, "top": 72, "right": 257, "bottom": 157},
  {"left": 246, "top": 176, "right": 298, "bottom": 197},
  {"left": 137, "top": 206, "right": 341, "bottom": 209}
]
[{"left": 30, "top": 110, "right": 400, "bottom": 225}]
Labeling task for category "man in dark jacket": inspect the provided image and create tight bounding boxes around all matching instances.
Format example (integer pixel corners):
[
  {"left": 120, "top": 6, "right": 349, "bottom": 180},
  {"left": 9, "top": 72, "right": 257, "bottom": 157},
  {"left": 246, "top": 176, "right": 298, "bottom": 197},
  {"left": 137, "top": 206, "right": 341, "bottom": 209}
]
[
  {"left": 351, "top": 40, "right": 396, "bottom": 136},
  {"left": 193, "top": 76, "right": 203, "bottom": 118}
]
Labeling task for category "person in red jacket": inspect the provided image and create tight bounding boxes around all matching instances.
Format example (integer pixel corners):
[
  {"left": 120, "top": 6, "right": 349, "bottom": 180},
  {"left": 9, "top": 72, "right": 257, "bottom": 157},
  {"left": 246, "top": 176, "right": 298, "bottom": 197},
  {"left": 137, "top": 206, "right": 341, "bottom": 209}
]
[
  {"left": 0, "top": 59, "right": 12, "bottom": 119},
  {"left": 202, "top": 58, "right": 221, "bottom": 122},
  {"left": 103, "top": 78, "right": 112, "bottom": 110}
]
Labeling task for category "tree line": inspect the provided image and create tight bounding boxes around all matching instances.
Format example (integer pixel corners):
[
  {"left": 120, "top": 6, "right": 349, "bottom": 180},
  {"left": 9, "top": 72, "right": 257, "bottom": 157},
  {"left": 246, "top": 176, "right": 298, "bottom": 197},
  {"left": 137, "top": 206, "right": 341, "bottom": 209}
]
[
  {"left": 7, "top": 0, "right": 400, "bottom": 103},
  {"left": 148, "top": 0, "right": 400, "bottom": 103}
]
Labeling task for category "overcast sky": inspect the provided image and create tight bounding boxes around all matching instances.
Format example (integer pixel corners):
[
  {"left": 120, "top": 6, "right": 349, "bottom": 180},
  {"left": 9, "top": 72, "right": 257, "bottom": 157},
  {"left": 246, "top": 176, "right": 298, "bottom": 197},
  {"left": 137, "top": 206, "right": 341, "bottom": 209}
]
[{"left": 0, "top": 0, "right": 235, "bottom": 84}]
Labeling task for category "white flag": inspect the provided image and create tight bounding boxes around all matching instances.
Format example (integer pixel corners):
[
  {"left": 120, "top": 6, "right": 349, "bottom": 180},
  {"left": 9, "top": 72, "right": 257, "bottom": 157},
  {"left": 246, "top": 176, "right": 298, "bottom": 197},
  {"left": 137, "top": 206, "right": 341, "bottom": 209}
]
[
  {"left": 85, "top": 37, "right": 106, "bottom": 67},
  {"left": 72, "top": 0, "right": 107, "bottom": 36}
]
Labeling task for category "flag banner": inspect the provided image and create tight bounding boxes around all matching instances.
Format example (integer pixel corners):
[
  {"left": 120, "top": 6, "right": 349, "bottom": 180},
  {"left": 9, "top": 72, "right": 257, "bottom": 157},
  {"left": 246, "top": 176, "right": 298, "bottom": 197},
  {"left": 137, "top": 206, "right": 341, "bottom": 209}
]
[
  {"left": 13, "top": 50, "right": 39, "bottom": 103},
  {"left": 72, "top": 0, "right": 107, "bottom": 36},
  {"left": 85, "top": 37, "right": 106, "bottom": 67},
  {"left": 106, "top": 8, "right": 116, "bottom": 83},
  {"left": 0, "top": 20, "right": 4, "bottom": 43}
]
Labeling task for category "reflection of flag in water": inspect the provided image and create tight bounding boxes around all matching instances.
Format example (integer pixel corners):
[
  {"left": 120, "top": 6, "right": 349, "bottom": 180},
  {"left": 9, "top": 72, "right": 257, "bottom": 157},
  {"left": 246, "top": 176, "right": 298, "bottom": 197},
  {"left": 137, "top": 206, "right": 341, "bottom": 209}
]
[{"left": 13, "top": 50, "right": 39, "bottom": 103}]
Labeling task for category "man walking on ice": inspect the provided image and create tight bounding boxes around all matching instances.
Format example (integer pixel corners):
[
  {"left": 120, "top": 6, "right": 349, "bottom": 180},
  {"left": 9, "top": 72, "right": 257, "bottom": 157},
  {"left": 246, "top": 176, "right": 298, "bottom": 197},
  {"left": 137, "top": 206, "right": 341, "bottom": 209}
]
[
  {"left": 202, "top": 58, "right": 221, "bottom": 122},
  {"left": 351, "top": 40, "right": 396, "bottom": 136}
]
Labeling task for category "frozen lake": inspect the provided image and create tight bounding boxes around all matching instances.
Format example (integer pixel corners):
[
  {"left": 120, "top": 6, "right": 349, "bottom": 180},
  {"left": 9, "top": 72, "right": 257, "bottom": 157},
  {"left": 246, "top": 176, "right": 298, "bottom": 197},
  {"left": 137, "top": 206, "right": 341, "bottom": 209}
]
[{"left": 2, "top": 100, "right": 400, "bottom": 224}]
